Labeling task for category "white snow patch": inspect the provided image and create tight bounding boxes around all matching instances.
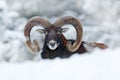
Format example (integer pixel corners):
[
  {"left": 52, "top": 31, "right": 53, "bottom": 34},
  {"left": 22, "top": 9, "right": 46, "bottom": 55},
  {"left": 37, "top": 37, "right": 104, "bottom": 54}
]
[{"left": 0, "top": 48, "right": 120, "bottom": 80}]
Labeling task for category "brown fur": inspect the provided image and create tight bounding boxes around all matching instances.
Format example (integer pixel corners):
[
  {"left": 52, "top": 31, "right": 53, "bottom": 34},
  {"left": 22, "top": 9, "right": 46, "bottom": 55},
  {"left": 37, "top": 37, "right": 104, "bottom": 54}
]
[{"left": 24, "top": 16, "right": 108, "bottom": 59}]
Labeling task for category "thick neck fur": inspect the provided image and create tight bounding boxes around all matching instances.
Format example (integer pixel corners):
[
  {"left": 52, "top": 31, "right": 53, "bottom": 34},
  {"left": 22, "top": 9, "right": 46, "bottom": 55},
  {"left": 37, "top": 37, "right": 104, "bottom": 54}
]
[
  {"left": 41, "top": 34, "right": 87, "bottom": 59},
  {"left": 41, "top": 34, "right": 72, "bottom": 59}
]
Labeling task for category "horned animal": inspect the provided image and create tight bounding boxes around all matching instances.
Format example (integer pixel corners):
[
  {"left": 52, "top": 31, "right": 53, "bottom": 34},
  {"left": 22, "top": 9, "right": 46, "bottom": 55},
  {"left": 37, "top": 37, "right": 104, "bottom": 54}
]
[{"left": 24, "top": 16, "right": 107, "bottom": 59}]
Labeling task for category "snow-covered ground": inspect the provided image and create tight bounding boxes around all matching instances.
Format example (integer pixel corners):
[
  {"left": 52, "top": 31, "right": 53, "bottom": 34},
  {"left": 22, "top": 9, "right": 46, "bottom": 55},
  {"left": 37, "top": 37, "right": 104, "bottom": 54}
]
[
  {"left": 1, "top": 48, "right": 120, "bottom": 80},
  {"left": 0, "top": 0, "right": 120, "bottom": 80}
]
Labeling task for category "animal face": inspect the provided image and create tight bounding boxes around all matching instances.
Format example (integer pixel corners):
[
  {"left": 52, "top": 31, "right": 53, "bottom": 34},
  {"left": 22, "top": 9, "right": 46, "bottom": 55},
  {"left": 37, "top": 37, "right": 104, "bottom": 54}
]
[
  {"left": 37, "top": 26, "right": 69, "bottom": 50},
  {"left": 24, "top": 16, "right": 83, "bottom": 53}
]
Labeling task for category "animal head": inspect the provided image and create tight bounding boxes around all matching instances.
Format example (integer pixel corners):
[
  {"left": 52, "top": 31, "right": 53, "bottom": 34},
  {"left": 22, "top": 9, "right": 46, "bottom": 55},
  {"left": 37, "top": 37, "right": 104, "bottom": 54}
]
[
  {"left": 37, "top": 25, "right": 69, "bottom": 50},
  {"left": 24, "top": 16, "right": 83, "bottom": 52}
]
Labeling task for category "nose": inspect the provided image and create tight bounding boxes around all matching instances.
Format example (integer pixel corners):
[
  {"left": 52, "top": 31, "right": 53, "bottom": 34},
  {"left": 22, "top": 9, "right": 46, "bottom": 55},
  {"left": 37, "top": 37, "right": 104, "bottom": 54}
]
[
  {"left": 49, "top": 40, "right": 56, "bottom": 47},
  {"left": 50, "top": 42, "right": 55, "bottom": 47}
]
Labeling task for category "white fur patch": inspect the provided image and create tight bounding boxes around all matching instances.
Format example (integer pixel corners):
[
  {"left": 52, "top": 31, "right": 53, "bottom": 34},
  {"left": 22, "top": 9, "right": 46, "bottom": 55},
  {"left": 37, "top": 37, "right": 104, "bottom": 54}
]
[{"left": 47, "top": 40, "right": 59, "bottom": 50}]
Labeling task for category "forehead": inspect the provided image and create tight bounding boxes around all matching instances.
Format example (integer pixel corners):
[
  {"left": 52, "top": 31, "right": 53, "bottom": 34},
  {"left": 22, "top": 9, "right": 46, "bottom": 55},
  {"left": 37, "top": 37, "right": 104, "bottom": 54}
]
[{"left": 45, "top": 25, "right": 60, "bottom": 32}]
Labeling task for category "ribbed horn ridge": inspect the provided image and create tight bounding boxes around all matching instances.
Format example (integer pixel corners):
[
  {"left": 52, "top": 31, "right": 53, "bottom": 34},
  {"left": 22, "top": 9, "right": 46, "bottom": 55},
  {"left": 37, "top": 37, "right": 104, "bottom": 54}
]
[
  {"left": 54, "top": 16, "right": 83, "bottom": 52},
  {"left": 24, "top": 16, "right": 51, "bottom": 53}
]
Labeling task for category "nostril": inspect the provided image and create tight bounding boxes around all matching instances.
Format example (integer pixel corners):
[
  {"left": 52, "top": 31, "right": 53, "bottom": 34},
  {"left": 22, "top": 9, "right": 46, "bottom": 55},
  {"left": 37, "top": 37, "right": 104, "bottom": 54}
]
[
  {"left": 50, "top": 42, "right": 55, "bottom": 47},
  {"left": 48, "top": 40, "right": 59, "bottom": 50}
]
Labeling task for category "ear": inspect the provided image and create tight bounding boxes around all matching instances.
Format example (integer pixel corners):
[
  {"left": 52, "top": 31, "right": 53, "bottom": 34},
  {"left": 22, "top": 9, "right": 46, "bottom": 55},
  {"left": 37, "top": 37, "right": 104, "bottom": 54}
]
[
  {"left": 62, "top": 28, "right": 69, "bottom": 33},
  {"left": 36, "top": 29, "right": 46, "bottom": 34}
]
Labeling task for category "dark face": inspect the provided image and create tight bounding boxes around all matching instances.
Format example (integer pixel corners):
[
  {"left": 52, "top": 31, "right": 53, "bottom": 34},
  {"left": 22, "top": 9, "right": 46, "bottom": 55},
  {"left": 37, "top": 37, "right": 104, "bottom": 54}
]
[{"left": 37, "top": 26, "right": 69, "bottom": 50}]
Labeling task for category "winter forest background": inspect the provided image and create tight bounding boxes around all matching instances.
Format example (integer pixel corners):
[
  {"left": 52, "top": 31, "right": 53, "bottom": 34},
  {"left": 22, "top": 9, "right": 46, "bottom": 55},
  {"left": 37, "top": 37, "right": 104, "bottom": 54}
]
[{"left": 0, "top": 0, "right": 120, "bottom": 80}]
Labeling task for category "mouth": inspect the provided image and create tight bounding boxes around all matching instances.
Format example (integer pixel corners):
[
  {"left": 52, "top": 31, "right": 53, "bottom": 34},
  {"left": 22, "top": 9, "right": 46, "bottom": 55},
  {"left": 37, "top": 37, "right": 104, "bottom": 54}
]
[{"left": 47, "top": 40, "right": 59, "bottom": 50}]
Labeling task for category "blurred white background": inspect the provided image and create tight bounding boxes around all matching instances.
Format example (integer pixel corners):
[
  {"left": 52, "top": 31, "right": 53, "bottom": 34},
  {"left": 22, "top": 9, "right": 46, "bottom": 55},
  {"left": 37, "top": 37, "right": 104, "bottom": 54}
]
[{"left": 0, "top": 0, "right": 120, "bottom": 80}]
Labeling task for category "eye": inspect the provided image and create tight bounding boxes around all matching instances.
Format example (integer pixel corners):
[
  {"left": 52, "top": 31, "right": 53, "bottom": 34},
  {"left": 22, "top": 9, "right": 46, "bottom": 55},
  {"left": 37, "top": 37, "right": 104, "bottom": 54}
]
[
  {"left": 57, "top": 28, "right": 69, "bottom": 34},
  {"left": 57, "top": 28, "right": 62, "bottom": 34}
]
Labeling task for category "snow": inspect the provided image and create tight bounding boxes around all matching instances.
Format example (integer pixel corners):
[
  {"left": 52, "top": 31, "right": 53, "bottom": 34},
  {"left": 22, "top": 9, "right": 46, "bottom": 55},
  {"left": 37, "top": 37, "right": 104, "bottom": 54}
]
[
  {"left": 0, "top": 48, "right": 120, "bottom": 80},
  {"left": 0, "top": 0, "right": 120, "bottom": 80},
  {"left": 0, "top": 0, "right": 7, "bottom": 10}
]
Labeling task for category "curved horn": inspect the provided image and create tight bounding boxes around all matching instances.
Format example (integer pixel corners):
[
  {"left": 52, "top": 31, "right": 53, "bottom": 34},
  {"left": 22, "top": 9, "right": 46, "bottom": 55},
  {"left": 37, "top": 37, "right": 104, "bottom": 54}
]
[
  {"left": 54, "top": 16, "right": 83, "bottom": 52},
  {"left": 24, "top": 16, "right": 51, "bottom": 53}
]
